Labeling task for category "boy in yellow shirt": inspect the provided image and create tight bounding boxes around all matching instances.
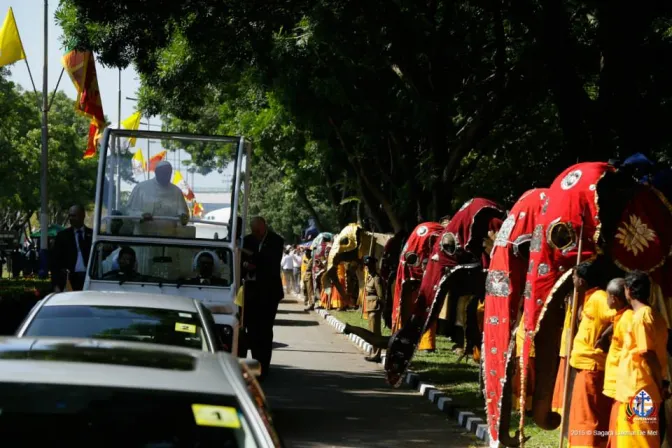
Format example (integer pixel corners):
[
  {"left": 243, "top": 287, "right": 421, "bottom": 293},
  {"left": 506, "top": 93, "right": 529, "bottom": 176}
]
[
  {"left": 599, "top": 278, "right": 632, "bottom": 447},
  {"left": 567, "top": 263, "right": 616, "bottom": 447},
  {"left": 609, "top": 271, "right": 669, "bottom": 448}
]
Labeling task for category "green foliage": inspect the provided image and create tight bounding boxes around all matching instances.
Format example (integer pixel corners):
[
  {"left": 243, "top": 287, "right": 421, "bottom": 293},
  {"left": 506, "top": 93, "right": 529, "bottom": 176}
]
[
  {"left": 56, "top": 0, "right": 672, "bottom": 234},
  {"left": 0, "top": 70, "right": 98, "bottom": 229}
]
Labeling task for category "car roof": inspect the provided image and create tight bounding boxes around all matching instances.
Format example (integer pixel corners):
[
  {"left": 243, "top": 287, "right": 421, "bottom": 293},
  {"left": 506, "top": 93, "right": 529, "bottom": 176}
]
[
  {"left": 0, "top": 337, "right": 238, "bottom": 396},
  {"left": 43, "top": 291, "right": 199, "bottom": 313}
]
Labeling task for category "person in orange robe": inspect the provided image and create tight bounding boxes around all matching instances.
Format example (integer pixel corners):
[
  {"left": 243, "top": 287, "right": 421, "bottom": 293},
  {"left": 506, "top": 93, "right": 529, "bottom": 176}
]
[
  {"left": 609, "top": 271, "right": 669, "bottom": 448},
  {"left": 567, "top": 263, "right": 616, "bottom": 448},
  {"left": 552, "top": 296, "right": 573, "bottom": 415},
  {"left": 600, "top": 278, "right": 632, "bottom": 448},
  {"left": 329, "top": 263, "right": 350, "bottom": 310}
]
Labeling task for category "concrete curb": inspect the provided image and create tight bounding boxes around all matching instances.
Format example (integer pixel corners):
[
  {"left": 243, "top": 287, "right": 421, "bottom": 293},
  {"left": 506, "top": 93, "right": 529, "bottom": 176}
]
[{"left": 312, "top": 308, "right": 489, "bottom": 445}]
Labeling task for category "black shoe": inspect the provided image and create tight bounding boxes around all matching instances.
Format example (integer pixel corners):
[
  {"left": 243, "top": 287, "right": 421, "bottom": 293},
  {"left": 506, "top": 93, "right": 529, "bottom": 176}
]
[
  {"left": 365, "top": 355, "right": 382, "bottom": 363},
  {"left": 304, "top": 304, "right": 315, "bottom": 311}
]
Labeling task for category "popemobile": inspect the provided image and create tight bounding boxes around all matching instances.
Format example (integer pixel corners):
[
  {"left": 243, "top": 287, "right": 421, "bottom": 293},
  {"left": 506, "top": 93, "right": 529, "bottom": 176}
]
[{"left": 82, "top": 128, "right": 251, "bottom": 354}]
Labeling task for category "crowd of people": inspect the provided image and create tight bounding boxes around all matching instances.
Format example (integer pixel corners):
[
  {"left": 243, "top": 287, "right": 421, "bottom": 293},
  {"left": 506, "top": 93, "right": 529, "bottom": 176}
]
[{"left": 0, "top": 245, "right": 39, "bottom": 279}]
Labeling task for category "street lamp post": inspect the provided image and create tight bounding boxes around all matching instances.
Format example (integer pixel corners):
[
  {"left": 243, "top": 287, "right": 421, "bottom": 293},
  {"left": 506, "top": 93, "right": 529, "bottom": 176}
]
[{"left": 38, "top": 0, "right": 49, "bottom": 277}]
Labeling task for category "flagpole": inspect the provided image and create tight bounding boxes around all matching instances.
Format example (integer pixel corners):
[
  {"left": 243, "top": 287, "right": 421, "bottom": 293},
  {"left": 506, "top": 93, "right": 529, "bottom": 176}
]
[
  {"left": 146, "top": 117, "right": 151, "bottom": 180},
  {"left": 23, "top": 59, "right": 40, "bottom": 102},
  {"left": 47, "top": 67, "right": 64, "bottom": 110},
  {"left": 114, "top": 68, "right": 122, "bottom": 210},
  {"left": 38, "top": 0, "right": 49, "bottom": 278}
]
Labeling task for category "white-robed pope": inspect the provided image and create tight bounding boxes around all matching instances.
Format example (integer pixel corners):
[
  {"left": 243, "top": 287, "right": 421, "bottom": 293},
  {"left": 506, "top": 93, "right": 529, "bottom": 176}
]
[
  {"left": 126, "top": 160, "right": 191, "bottom": 276},
  {"left": 127, "top": 160, "right": 190, "bottom": 224}
]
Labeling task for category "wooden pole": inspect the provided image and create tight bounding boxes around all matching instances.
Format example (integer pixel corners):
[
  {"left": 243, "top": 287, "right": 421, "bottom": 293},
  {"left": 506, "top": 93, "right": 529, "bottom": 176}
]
[{"left": 558, "top": 217, "right": 585, "bottom": 448}]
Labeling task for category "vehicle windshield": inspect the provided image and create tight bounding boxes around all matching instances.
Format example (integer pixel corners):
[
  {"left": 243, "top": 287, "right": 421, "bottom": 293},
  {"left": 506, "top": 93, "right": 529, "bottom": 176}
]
[
  {"left": 23, "top": 305, "right": 209, "bottom": 351},
  {"left": 89, "top": 242, "right": 233, "bottom": 287},
  {"left": 0, "top": 384, "right": 258, "bottom": 447},
  {"left": 99, "top": 130, "right": 246, "bottom": 242}
]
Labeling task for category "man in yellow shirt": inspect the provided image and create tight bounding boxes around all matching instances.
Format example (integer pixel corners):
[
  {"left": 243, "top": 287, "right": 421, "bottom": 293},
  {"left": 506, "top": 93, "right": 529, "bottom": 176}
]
[
  {"left": 567, "top": 263, "right": 616, "bottom": 448},
  {"left": 610, "top": 271, "right": 669, "bottom": 448},
  {"left": 599, "top": 278, "right": 632, "bottom": 447}
]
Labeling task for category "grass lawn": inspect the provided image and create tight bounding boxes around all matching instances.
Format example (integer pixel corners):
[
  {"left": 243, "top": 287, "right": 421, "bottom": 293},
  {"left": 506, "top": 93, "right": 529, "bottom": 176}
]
[{"left": 330, "top": 309, "right": 560, "bottom": 448}]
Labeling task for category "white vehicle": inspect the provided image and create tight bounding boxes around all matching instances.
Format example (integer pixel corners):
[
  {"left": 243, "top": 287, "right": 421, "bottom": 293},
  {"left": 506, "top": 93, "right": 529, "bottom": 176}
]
[
  {"left": 85, "top": 129, "right": 251, "bottom": 354},
  {"left": 0, "top": 337, "right": 282, "bottom": 446},
  {"left": 16, "top": 291, "right": 223, "bottom": 352}
]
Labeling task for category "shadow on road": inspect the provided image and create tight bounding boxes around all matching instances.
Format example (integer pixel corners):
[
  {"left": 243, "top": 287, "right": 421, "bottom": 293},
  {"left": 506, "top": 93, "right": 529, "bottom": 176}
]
[
  {"left": 274, "top": 319, "right": 319, "bottom": 327},
  {"left": 276, "top": 309, "right": 309, "bottom": 315},
  {"left": 263, "top": 365, "right": 478, "bottom": 448}
]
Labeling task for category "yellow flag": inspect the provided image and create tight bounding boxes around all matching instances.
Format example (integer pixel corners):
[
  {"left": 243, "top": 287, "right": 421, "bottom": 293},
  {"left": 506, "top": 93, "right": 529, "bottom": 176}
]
[
  {"left": 132, "top": 148, "right": 146, "bottom": 175},
  {"left": 0, "top": 8, "right": 26, "bottom": 67},
  {"left": 121, "top": 111, "right": 142, "bottom": 147}
]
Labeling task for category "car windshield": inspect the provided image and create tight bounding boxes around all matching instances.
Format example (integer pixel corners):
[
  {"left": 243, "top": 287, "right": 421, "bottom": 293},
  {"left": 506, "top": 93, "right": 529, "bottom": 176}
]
[
  {"left": 0, "top": 384, "right": 258, "bottom": 447},
  {"left": 23, "top": 306, "right": 209, "bottom": 351},
  {"left": 89, "top": 242, "right": 233, "bottom": 287},
  {"left": 99, "top": 130, "right": 247, "bottom": 242}
]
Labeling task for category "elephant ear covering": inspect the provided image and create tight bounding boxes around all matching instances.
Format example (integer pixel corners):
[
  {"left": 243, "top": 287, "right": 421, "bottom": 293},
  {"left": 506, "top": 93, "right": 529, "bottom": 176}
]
[
  {"left": 614, "top": 185, "right": 672, "bottom": 331},
  {"left": 391, "top": 222, "right": 444, "bottom": 331},
  {"left": 384, "top": 198, "right": 505, "bottom": 387},
  {"left": 483, "top": 188, "right": 548, "bottom": 445}
]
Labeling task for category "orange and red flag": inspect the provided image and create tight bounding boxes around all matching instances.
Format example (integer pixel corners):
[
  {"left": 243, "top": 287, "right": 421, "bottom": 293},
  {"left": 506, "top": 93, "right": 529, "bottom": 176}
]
[
  {"left": 61, "top": 50, "right": 106, "bottom": 158},
  {"left": 148, "top": 150, "right": 167, "bottom": 172}
]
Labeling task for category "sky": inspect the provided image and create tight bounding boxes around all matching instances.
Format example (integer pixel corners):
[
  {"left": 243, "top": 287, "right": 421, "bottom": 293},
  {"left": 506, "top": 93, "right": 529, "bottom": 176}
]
[
  {"left": 7, "top": 1, "right": 149, "bottom": 129},
  {"left": 5, "top": 2, "right": 238, "bottom": 190}
]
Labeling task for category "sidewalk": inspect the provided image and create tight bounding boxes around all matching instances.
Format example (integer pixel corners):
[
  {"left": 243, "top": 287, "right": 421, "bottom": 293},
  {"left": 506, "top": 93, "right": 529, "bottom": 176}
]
[{"left": 262, "top": 296, "right": 481, "bottom": 448}]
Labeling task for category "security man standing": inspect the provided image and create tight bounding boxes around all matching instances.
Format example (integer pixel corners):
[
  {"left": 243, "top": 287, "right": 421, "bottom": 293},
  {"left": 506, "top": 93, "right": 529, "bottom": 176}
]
[{"left": 364, "top": 255, "right": 384, "bottom": 362}]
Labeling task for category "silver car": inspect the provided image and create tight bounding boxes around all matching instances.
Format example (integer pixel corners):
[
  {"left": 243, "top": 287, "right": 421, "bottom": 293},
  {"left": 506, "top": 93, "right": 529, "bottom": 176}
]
[
  {"left": 0, "top": 337, "right": 282, "bottom": 447},
  {"left": 16, "top": 291, "right": 224, "bottom": 352}
]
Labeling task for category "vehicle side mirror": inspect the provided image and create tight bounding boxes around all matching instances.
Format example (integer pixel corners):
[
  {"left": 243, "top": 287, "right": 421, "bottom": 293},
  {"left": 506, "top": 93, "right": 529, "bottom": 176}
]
[{"left": 242, "top": 358, "right": 262, "bottom": 377}]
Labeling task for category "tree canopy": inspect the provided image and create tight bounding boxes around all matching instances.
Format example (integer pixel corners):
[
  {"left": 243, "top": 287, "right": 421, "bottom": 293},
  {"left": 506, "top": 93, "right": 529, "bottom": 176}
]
[
  {"left": 56, "top": 0, "right": 672, "bottom": 239},
  {"left": 0, "top": 68, "right": 98, "bottom": 231}
]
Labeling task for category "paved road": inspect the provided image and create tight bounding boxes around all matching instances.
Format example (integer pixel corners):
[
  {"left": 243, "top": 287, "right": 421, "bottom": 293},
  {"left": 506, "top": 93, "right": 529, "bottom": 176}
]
[{"left": 262, "top": 296, "right": 480, "bottom": 448}]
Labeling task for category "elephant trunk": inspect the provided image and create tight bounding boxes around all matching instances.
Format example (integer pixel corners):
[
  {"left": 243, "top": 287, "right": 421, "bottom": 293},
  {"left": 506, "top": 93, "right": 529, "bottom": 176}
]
[
  {"left": 497, "top": 334, "right": 529, "bottom": 447},
  {"left": 343, "top": 323, "right": 391, "bottom": 348},
  {"left": 529, "top": 274, "right": 573, "bottom": 430},
  {"left": 327, "top": 265, "right": 351, "bottom": 305}
]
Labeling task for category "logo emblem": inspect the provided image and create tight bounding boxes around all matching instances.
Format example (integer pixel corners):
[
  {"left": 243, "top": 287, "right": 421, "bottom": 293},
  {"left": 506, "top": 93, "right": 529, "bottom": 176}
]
[
  {"left": 616, "top": 215, "right": 657, "bottom": 257},
  {"left": 416, "top": 225, "right": 428, "bottom": 236},
  {"left": 626, "top": 389, "right": 658, "bottom": 423}
]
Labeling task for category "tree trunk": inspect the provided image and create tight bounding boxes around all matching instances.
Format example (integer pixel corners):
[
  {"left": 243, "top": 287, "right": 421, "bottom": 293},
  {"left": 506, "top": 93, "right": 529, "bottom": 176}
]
[
  {"left": 294, "top": 184, "right": 326, "bottom": 231},
  {"left": 328, "top": 117, "right": 404, "bottom": 232}
]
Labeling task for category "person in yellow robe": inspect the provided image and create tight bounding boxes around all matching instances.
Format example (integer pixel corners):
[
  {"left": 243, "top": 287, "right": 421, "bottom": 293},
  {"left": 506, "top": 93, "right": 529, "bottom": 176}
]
[
  {"left": 610, "top": 271, "right": 669, "bottom": 448},
  {"left": 600, "top": 278, "right": 632, "bottom": 448},
  {"left": 567, "top": 264, "right": 616, "bottom": 448},
  {"left": 553, "top": 294, "right": 574, "bottom": 415}
]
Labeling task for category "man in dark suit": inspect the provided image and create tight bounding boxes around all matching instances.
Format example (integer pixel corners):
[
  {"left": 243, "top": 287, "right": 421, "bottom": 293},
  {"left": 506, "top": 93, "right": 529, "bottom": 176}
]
[
  {"left": 52, "top": 205, "right": 93, "bottom": 292},
  {"left": 239, "top": 216, "right": 284, "bottom": 380}
]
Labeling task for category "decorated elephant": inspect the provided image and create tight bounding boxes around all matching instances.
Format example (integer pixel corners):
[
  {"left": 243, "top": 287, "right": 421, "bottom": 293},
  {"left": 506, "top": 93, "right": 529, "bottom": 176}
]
[
  {"left": 391, "top": 222, "right": 445, "bottom": 350},
  {"left": 325, "top": 223, "right": 391, "bottom": 311},
  {"left": 309, "top": 232, "right": 333, "bottom": 304},
  {"left": 481, "top": 188, "right": 548, "bottom": 447},
  {"left": 384, "top": 198, "right": 506, "bottom": 387},
  {"left": 380, "top": 231, "right": 409, "bottom": 329},
  {"left": 500, "top": 162, "right": 672, "bottom": 446}
]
